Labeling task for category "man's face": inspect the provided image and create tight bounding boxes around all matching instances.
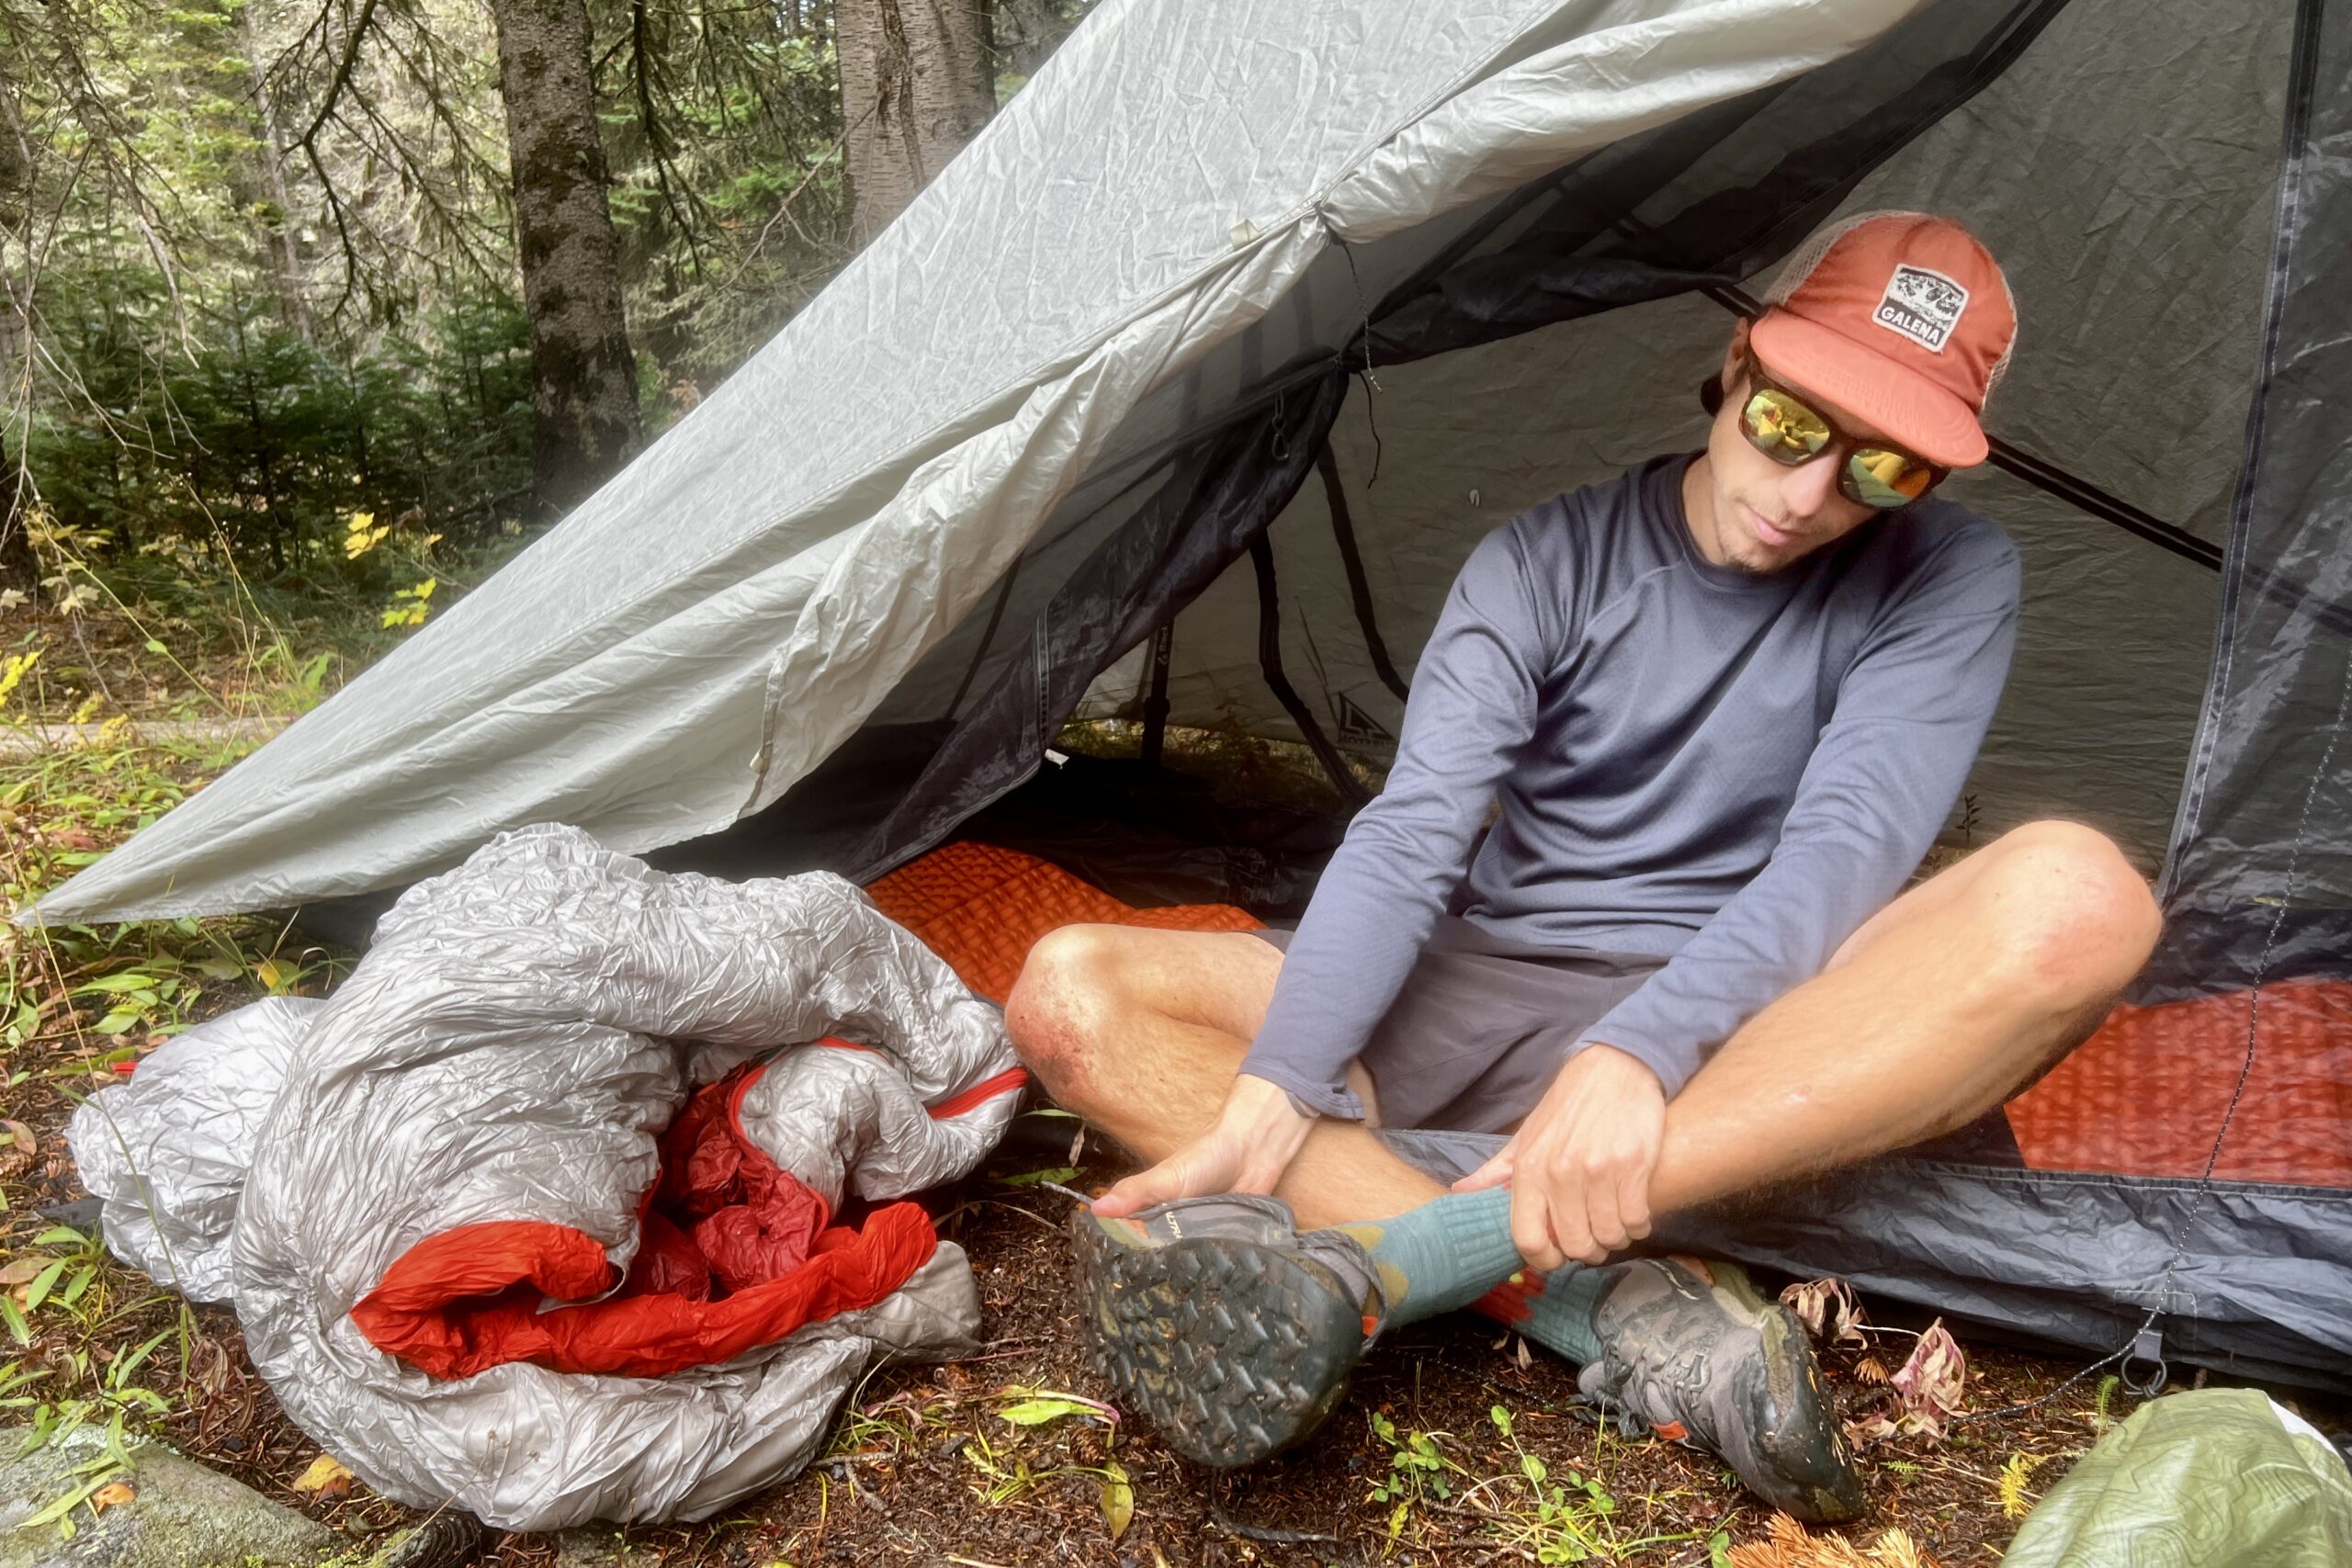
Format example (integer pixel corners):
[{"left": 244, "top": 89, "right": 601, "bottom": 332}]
[{"left": 1683, "top": 322, "right": 1884, "bottom": 575}]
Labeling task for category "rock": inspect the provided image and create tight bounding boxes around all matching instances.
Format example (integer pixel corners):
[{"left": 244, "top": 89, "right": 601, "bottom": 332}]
[
  {"left": 551, "top": 1529, "right": 663, "bottom": 1568},
  {"left": 0, "top": 1423, "right": 341, "bottom": 1568}
]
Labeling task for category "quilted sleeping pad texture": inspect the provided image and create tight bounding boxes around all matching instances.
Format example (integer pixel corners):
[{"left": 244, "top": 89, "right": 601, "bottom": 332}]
[{"left": 65, "top": 823, "right": 1023, "bottom": 1529}]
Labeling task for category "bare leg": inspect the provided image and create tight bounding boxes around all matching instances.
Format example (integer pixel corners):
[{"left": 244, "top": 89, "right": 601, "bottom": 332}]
[
  {"left": 1647, "top": 819, "right": 2159, "bottom": 1213},
  {"left": 1004, "top": 926, "right": 1446, "bottom": 1228},
  {"left": 1011, "top": 820, "right": 2158, "bottom": 1232}
]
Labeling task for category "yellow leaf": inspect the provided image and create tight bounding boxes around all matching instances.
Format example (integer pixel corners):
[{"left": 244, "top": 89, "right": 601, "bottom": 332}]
[
  {"left": 0, "top": 649, "right": 40, "bottom": 710},
  {"left": 343, "top": 513, "right": 391, "bottom": 559},
  {"left": 89, "top": 1480, "right": 135, "bottom": 1512},
  {"left": 291, "top": 1454, "right": 353, "bottom": 1495},
  {"left": 1098, "top": 1461, "right": 1133, "bottom": 1540},
  {"left": 254, "top": 957, "right": 291, "bottom": 994}
]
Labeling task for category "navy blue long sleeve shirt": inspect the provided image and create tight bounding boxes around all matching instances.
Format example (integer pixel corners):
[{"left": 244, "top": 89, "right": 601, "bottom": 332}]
[{"left": 1239, "top": 454, "right": 2022, "bottom": 1116}]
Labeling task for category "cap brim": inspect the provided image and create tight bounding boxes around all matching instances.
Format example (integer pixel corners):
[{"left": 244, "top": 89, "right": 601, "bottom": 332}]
[{"left": 1749, "top": 312, "right": 1988, "bottom": 468}]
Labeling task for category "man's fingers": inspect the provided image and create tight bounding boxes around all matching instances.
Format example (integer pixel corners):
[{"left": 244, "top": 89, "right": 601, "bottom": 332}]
[
  {"left": 1546, "top": 1179, "right": 1600, "bottom": 1268},
  {"left": 1616, "top": 1159, "right": 1655, "bottom": 1243},
  {"left": 1510, "top": 1182, "right": 1566, "bottom": 1273},
  {"left": 1451, "top": 1137, "right": 1519, "bottom": 1192},
  {"left": 1584, "top": 1173, "right": 1630, "bottom": 1257},
  {"left": 1087, "top": 1179, "right": 1149, "bottom": 1218},
  {"left": 1091, "top": 1157, "right": 1190, "bottom": 1217}
]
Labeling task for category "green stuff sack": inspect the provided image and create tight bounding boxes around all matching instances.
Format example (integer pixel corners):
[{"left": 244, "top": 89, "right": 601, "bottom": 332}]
[{"left": 2003, "top": 1388, "right": 2352, "bottom": 1567}]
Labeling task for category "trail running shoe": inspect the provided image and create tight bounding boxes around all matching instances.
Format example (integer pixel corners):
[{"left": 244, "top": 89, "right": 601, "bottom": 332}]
[
  {"left": 1069, "top": 1194, "right": 1378, "bottom": 1468},
  {"left": 1577, "top": 1256, "right": 1864, "bottom": 1523}
]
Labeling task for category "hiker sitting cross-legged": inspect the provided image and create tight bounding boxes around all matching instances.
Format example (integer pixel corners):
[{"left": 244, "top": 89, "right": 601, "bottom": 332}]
[{"left": 1001, "top": 213, "right": 2161, "bottom": 1522}]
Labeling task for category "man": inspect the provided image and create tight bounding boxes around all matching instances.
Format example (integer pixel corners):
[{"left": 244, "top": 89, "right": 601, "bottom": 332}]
[{"left": 1004, "top": 213, "right": 2160, "bottom": 1521}]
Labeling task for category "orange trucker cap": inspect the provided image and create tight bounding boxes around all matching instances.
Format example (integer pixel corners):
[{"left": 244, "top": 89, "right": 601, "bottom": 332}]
[{"left": 1748, "top": 212, "right": 2016, "bottom": 468}]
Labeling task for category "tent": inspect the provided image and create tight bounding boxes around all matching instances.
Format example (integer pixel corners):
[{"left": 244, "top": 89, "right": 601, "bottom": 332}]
[{"left": 30, "top": 0, "right": 2352, "bottom": 1388}]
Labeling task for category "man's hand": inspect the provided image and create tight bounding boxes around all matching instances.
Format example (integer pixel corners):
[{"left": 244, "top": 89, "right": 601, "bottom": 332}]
[
  {"left": 1453, "top": 1043, "right": 1665, "bottom": 1270},
  {"left": 1091, "top": 1074, "right": 1314, "bottom": 1217}
]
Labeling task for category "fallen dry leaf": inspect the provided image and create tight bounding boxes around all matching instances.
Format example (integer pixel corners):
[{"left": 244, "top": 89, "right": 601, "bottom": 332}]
[
  {"left": 1854, "top": 1356, "right": 1892, "bottom": 1385},
  {"left": 88, "top": 1480, "right": 135, "bottom": 1513},
  {"left": 0, "top": 1120, "right": 34, "bottom": 1179},
  {"left": 1892, "top": 1319, "right": 1968, "bottom": 1436},
  {"left": 0, "top": 1258, "right": 44, "bottom": 1289},
  {"left": 1781, "top": 1276, "right": 1867, "bottom": 1348},
  {"left": 1844, "top": 1412, "right": 1900, "bottom": 1447},
  {"left": 291, "top": 1453, "right": 354, "bottom": 1501}
]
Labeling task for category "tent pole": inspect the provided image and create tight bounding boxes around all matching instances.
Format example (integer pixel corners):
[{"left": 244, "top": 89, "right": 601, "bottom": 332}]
[
  {"left": 1250, "top": 531, "right": 1372, "bottom": 807},
  {"left": 1139, "top": 623, "right": 1173, "bottom": 768},
  {"left": 1317, "top": 440, "right": 1411, "bottom": 702}
]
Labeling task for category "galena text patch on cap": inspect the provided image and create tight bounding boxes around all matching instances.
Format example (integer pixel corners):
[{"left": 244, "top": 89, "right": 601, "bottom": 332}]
[{"left": 1872, "top": 264, "right": 1970, "bottom": 354}]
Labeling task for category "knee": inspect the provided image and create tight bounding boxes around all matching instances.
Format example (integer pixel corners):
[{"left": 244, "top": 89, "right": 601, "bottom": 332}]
[
  {"left": 1002, "top": 924, "right": 1129, "bottom": 1110},
  {"left": 1973, "top": 820, "right": 2162, "bottom": 1001}
]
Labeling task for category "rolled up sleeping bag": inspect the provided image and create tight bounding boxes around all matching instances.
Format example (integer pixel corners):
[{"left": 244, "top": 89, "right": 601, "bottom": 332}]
[{"left": 71, "top": 823, "right": 1024, "bottom": 1529}]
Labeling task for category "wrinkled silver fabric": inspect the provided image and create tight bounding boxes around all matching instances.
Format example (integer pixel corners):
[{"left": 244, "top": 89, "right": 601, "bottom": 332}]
[
  {"left": 68, "top": 997, "right": 319, "bottom": 1305},
  {"left": 68, "top": 824, "right": 1018, "bottom": 1529}
]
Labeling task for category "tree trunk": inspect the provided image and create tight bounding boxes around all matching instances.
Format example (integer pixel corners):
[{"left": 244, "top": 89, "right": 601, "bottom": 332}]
[
  {"left": 238, "top": 2, "right": 313, "bottom": 343},
  {"left": 837, "top": 0, "right": 994, "bottom": 247},
  {"left": 0, "top": 470, "right": 34, "bottom": 594},
  {"left": 490, "top": 0, "right": 641, "bottom": 519}
]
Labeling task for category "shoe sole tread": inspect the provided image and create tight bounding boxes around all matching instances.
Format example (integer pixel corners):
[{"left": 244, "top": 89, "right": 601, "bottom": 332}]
[{"left": 1072, "top": 1216, "right": 1359, "bottom": 1469}]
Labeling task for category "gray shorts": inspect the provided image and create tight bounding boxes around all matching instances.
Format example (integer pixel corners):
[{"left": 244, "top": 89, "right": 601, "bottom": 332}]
[{"left": 1250, "top": 915, "right": 1665, "bottom": 1139}]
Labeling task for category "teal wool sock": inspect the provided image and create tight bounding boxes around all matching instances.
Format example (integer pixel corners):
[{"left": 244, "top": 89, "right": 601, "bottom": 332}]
[
  {"left": 1326, "top": 1185, "right": 1532, "bottom": 1323},
  {"left": 1323, "top": 1184, "right": 1611, "bottom": 1363},
  {"left": 1470, "top": 1253, "right": 1611, "bottom": 1366}
]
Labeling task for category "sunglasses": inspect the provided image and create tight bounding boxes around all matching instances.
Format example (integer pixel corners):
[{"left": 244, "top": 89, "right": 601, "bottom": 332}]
[{"left": 1729, "top": 355, "right": 1947, "bottom": 511}]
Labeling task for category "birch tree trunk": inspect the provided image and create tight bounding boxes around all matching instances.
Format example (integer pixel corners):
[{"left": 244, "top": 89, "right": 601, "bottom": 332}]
[
  {"left": 490, "top": 0, "right": 642, "bottom": 517},
  {"left": 837, "top": 0, "right": 994, "bottom": 247}
]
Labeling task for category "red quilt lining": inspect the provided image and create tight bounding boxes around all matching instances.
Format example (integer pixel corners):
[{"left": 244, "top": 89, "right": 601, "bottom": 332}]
[{"left": 352, "top": 1043, "right": 972, "bottom": 1380}]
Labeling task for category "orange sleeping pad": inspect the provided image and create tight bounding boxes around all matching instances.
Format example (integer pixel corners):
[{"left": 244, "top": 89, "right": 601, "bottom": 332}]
[
  {"left": 865, "top": 840, "right": 1262, "bottom": 1004},
  {"left": 2007, "top": 976, "right": 2352, "bottom": 1187}
]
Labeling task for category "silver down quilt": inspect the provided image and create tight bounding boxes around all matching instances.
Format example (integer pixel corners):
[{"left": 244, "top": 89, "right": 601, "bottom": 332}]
[{"left": 69, "top": 823, "right": 1023, "bottom": 1529}]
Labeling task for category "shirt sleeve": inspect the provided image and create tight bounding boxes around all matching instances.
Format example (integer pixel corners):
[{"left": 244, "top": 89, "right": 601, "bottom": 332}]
[
  {"left": 1237, "top": 523, "right": 1555, "bottom": 1118},
  {"left": 1581, "top": 534, "right": 2022, "bottom": 1098}
]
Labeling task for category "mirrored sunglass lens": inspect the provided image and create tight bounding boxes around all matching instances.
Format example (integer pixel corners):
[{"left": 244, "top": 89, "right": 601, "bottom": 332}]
[
  {"left": 1742, "top": 389, "right": 1830, "bottom": 463},
  {"left": 1846, "top": 447, "right": 1933, "bottom": 508}
]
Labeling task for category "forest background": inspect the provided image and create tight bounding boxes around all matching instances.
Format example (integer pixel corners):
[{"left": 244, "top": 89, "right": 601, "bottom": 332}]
[{"left": 1, "top": 0, "right": 1090, "bottom": 649}]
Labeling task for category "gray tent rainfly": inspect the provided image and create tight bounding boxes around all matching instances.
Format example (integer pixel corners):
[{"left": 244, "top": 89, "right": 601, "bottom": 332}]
[
  {"left": 32, "top": 0, "right": 1923, "bottom": 921},
  {"left": 35, "top": 0, "right": 2352, "bottom": 1390}
]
